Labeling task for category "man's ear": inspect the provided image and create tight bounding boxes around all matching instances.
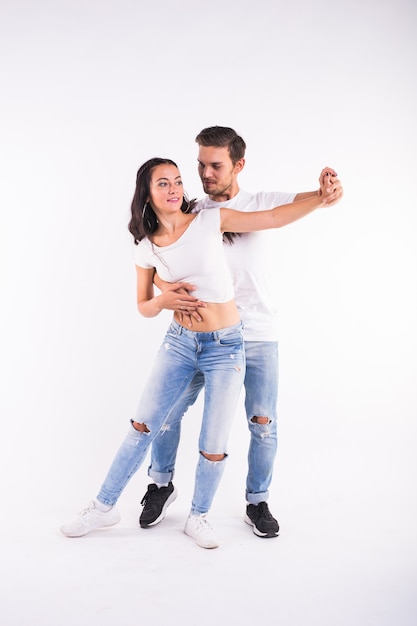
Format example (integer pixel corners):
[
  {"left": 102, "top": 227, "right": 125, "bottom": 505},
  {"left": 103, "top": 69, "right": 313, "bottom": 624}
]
[{"left": 235, "top": 158, "right": 245, "bottom": 174}]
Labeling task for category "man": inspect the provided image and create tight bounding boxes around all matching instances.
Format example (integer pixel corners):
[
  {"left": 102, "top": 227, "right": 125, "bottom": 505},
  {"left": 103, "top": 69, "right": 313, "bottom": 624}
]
[{"left": 138, "top": 126, "right": 340, "bottom": 538}]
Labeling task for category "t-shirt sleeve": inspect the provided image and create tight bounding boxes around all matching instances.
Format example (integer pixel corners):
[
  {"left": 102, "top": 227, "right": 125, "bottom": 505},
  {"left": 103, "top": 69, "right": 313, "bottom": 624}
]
[
  {"left": 132, "top": 240, "right": 154, "bottom": 269},
  {"left": 201, "top": 206, "right": 222, "bottom": 231},
  {"left": 258, "top": 191, "right": 296, "bottom": 208}
]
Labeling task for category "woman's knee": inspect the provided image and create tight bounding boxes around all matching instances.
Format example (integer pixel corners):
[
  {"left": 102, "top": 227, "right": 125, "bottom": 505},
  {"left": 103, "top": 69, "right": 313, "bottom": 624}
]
[
  {"left": 132, "top": 421, "right": 150, "bottom": 433},
  {"left": 200, "top": 450, "right": 226, "bottom": 462}
]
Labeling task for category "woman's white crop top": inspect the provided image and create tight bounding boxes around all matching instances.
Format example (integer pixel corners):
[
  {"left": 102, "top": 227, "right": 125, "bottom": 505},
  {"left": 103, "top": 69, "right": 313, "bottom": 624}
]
[{"left": 133, "top": 208, "right": 234, "bottom": 303}]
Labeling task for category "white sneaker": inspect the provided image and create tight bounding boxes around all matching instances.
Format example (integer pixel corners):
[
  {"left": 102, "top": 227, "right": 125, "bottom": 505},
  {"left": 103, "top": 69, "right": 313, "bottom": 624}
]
[
  {"left": 60, "top": 501, "right": 121, "bottom": 537},
  {"left": 184, "top": 513, "right": 219, "bottom": 549}
]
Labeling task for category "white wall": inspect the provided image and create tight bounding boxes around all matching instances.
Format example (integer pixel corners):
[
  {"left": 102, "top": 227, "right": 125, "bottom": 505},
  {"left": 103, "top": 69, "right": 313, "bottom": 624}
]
[{"left": 1, "top": 0, "right": 416, "bottom": 619}]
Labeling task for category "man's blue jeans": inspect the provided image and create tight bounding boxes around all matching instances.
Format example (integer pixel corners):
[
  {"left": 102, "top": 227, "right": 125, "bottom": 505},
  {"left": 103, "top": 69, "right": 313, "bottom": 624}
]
[
  {"left": 147, "top": 341, "right": 279, "bottom": 505},
  {"left": 97, "top": 320, "right": 245, "bottom": 515}
]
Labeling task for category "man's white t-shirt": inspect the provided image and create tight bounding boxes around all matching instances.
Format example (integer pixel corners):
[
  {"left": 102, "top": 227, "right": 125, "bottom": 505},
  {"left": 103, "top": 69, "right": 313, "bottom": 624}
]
[{"left": 195, "top": 190, "right": 296, "bottom": 342}]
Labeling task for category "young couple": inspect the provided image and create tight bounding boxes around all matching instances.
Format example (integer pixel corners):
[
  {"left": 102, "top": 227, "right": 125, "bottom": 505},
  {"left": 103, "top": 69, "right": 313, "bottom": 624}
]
[{"left": 61, "top": 126, "right": 343, "bottom": 548}]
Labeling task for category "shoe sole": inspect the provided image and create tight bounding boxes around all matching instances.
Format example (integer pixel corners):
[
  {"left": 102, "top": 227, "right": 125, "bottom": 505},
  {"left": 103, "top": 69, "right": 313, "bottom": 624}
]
[
  {"left": 244, "top": 514, "right": 279, "bottom": 538},
  {"left": 140, "top": 488, "right": 178, "bottom": 528},
  {"left": 61, "top": 513, "right": 121, "bottom": 538},
  {"left": 184, "top": 527, "right": 219, "bottom": 549}
]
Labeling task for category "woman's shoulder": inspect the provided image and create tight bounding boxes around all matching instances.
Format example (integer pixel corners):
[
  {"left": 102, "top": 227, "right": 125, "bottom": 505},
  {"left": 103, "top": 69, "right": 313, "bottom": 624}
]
[
  {"left": 132, "top": 237, "right": 153, "bottom": 266},
  {"left": 135, "top": 236, "right": 152, "bottom": 250},
  {"left": 196, "top": 206, "right": 221, "bottom": 219},
  {"left": 194, "top": 207, "right": 222, "bottom": 231}
]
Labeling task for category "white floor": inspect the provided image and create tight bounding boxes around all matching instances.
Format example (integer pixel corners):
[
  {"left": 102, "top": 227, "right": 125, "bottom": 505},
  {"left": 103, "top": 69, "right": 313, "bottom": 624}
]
[
  {"left": 1, "top": 399, "right": 416, "bottom": 626},
  {"left": 2, "top": 498, "right": 415, "bottom": 626}
]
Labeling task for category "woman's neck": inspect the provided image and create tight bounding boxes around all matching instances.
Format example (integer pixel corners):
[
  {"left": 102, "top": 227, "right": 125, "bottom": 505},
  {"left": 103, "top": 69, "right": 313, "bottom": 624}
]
[{"left": 150, "top": 212, "right": 195, "bottom": 246}]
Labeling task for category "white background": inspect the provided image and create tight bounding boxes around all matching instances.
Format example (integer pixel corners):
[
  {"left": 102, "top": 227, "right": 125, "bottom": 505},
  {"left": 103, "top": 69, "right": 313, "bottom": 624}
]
[{"left": 1, "top": 1, "right": 416, "bottom": 624}]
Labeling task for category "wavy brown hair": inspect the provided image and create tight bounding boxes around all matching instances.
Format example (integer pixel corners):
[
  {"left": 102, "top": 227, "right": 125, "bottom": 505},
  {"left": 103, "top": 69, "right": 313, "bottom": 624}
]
[{"left": 128, "top": 157, "right": 196, "bottom": 244}]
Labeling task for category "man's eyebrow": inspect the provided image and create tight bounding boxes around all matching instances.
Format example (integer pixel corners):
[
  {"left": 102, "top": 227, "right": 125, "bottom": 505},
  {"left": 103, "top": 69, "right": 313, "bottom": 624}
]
[{"left": 198, "top": 160, "right": 223, "bottom": 166}]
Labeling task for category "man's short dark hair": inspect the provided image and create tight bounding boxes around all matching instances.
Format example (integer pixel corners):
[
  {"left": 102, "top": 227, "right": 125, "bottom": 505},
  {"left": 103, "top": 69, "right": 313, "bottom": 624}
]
[{"left": 195, "top": 126, "right": 246, "bottom": 164}]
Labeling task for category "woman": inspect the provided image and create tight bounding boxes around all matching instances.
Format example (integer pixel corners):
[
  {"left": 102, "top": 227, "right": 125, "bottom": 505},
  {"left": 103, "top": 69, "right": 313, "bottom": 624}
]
[{"left": 61, "top": 158, "right": 342, "bottom": 548}]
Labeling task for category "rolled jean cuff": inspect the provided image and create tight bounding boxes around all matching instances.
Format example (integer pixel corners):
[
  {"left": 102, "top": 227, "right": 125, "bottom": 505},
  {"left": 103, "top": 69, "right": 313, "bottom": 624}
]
[
  {"left": 148, "top": 467, "right": 174, "bottom": 484},
  {"left": 246, "top": 490, "right": 269, "bottom": 505}
]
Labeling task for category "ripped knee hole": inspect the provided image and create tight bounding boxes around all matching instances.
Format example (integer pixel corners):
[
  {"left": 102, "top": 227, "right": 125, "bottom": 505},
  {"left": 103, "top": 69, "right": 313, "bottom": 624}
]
[
  {"left": 251, "top": 415, "right": 271, "bottom": 425},
  {"left": 132, "top": 421, "right": 150, "bottom": 433},
  {"left": 200, "top": 450, "right": 225, "bottom": 462}
]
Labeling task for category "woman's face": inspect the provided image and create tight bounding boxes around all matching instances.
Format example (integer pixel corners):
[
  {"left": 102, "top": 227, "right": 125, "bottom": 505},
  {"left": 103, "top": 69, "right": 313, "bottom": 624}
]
[{"left": 147, "top": 164, "right": 184, "bottom": 214}]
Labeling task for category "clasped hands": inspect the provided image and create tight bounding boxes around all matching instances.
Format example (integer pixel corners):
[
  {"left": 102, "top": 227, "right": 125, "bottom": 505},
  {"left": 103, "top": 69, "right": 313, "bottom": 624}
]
[{"left": 319, "top": 167, "right": 343, "bottom": 205}]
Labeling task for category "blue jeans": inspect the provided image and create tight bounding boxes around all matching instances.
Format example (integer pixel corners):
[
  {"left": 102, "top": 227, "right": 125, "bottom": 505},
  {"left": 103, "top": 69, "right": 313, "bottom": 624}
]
[
  {"left": 147, "top": 341, "right": 278, "bottom": 505},
  {"left": 97, "top": 320, "right": 245, "bottom": 515}
]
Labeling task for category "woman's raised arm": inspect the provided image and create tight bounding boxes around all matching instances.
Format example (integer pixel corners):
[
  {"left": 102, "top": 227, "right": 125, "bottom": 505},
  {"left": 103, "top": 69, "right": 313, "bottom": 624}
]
[{"left": 220, "top": 175, "right": 343, "bottom": 234}]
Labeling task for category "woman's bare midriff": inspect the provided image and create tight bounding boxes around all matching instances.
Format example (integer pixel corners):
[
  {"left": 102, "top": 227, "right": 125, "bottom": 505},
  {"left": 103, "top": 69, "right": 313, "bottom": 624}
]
[{"left": 173, "top": 299, "right": 240, "bottom": 332}]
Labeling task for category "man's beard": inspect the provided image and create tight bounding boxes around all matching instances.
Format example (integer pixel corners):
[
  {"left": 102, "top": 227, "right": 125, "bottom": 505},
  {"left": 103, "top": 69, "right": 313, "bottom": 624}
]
[{"left": 203, "top": 179, "right": 233, "bottom": 198}]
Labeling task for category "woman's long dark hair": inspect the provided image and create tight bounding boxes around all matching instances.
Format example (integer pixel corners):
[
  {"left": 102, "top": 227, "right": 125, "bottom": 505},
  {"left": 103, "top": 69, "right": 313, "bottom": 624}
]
[{"left": 128, "top": 157, "right": 196, "bottom": 244}]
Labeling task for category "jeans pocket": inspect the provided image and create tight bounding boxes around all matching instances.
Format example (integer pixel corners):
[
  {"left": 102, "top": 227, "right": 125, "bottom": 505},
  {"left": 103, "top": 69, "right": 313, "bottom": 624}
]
[
  {"left": 165, "top": 322, "right": 180, "bottom": 338},
  {"left": 217, "top": 327, "right": 243, "bottom": 347}
]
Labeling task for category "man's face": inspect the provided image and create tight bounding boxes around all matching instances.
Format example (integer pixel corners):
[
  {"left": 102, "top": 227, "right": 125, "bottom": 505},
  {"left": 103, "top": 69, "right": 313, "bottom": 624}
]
[{"left": 197, "top": 145, "right": 243, "bottom": 201}]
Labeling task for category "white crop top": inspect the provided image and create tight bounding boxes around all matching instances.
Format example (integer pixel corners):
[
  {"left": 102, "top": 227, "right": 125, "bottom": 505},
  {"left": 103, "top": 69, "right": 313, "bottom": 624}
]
[{"left": 133, "top": 208, "right": 234, "bottom": 303}]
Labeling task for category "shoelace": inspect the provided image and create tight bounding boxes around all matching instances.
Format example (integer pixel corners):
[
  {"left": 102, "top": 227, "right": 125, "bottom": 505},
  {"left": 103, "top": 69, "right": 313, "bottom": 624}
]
[
  {"left": 80, "top": 502, "right": 96, "bottom": 519},
  {"left": 194, "top": 514, "right": 213, "bottom": 532},
  {"left": 140, "top": 484, "right": 157, "bottom": 506},
  {"left": 257, "top": 502, "right": 273, "bottom": 520}
]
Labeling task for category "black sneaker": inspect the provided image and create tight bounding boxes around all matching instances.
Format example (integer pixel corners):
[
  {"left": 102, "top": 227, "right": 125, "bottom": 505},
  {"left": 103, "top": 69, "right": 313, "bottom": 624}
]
[
  {"left": 245, "top": 502, "right": 279, "bottom": 538},
  {"left": 139, "top": 482, "right": 177, "bottom": 528}
]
